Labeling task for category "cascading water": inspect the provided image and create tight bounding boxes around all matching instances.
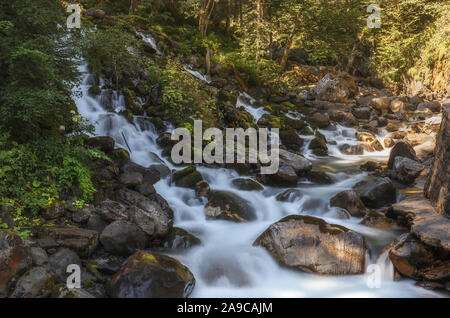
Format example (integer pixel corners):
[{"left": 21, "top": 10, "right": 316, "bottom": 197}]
[{"left": 72, "top": 34, "right": 441, "bottom": 298}]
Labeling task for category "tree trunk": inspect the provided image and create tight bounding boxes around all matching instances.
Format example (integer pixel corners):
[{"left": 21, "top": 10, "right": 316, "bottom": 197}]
[
  {"left": 199, "top": 0, "right": 215, "bottom": 36},
  {"left": 205, "top": 49, "right": 211, "bottom": 76},
  {"left": 280, "top": 22, "right": 296, "bottom": 70},
  {"left": 226, "top": 0, "right": 232, "bottom": 32},
  {"left": 129, "top": 0, "right": 139, "bottom": 14}
]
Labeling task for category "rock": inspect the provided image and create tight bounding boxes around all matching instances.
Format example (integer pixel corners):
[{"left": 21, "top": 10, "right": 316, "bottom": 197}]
[
  {"left": 280, "top": 129, "right": 303, "bottom": 150},
  {"left": 195, "top": 180, "right": 210, "bottom": 197},
  {"left": 387, "top": 141, "right": 418, "bottom": 169},
  {"left": 107, "top": 250, "right": 195, "bottom": 298},
  {"left": 404, "top": 133, "right": 434, "bottom": 147},
  {"left": 355, "top": 131, "right": 383, "bottom": 151},
  {"left": 71, "top": 205, "right": 93, "bottom": 224},
  {"left": 87, "top": 215, "right": 108, "bottom": 233},
  {"left": 425, "top": 103, "right": 450, "bottom": 216},
  {"left": 86, "top": 136, "right": 115, "bottom": 154},
  {"left": 231, "top": 178, "right": 264, "bottom": 191},
  {"left": 115, "top": 188, "right": 173, "bottom": 237},
  {"left": 409, "top": 95, "right": 423, "bottom": 106},
  {"left": 127, "top": 206, "right": 157, "bottom": 236},
  {"left": 338, "top": 143, "right": 365, "bottom": 155},
  {"left": 100, "top": 221, "right": 148, "bottom": 256},
  {"left": 311, "top": 113, "right": 330, "bottom": 128},
  {"left": 39, "top": 227, "right": 99, "bottom": 258},
  {"left": 309, "top": 131, "right": 328, "bottom": 156},
  {"left": 417, "top": 101, "right": 441, "bottom": 113},
  {"left": 306, "top": 170, "right": 333, "bottom": 184},
  {"left": 391, "top": 156, "right": 425, "bottom": 184},
  {"left": 389, "top": 131, "right": 407, "bottom": 139},
  {"left": 356, "top": 177, "right": 396, "bottom": 208},
  {"left": 0, "top": 230, "right": 32, "bottom": 296},
  {"left": 384, "top": 138, "right": 395, "bottom": 148},
  {"left": 278, "top": 149, "right": 312, "bottom": 175},
  {"left": 118, "top": 171, "right": 143, "bottom": 188},
  {"left": 151, "top": 227, "right": 201, "bottom": 250},
  {"left": 359, "top": 210, "right": 397, "bottom": 228},
  {"left": 330, "top": 190, "right": 366, "bottom": 217},
  {"left": 48, "top": 248, "right": 81, "bottom": 282},
  {"left": 30, "top": 247, "right": 48, "bottom": 266},
  {"left": 370, "top": 97, "right": 391, "bottom": 111},
  {"left": 388, "top": 194, "right": 450, "bottom": 253},
  {"left": 205, "top": 190, "right": 256, "bottom": 222},
  {"left": 10, "top": 267, "right": 58, "bottom": 298},
  {"left": 315, "top": 73, "right": 356, "bottom": 104},
  {"left": 275, "top": 164, "right": 299, "bottom": 183},
  {"left": 385, "top": 122, "right": 398, "bottom": 132},
  {"left": 111, "top": 148, "right": 130, "bottom": 166},
  {"left": 95, "top": 199, "right": 128, "bottom": 222},
  {"left": 172, "top": 165, "right": 203, "bottom": 189},
  {"left": 352, "top": 107, "right": 372, "bottom": 120},
  {"left": 389, "top": 233, "right": 433, "bottom": 279},
  {"left": 52, "top": 285, "right": 96, "bottom": 298},
  {"left": 254, "top": 215, "right": 366, "bottom": 275},
  {"left": 121, "top": 162, "right": 161, "bottom": 185},
  {"left": 328, "top": 110, "right": 359, "bottom": 127},
  {"left": 390, "top": 98, "right": 407, "bottom": 113},
  {"left": 275, "top": 189, "right": 303, "bottom": 202}
]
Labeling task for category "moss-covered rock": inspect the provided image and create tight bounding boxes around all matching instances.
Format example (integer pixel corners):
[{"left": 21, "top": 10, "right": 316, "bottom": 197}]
[
  {"left": 280, "top": 129, "right": 304, "bottom": 151},
  {"left": 123, "top": 88, "right": 143, "bottom": 114},
  {"left": 111, "top": 148, "right": 130, "bottom": 166},
  {"left": 308, "top": 131, "right": 328, "bottom": 156},
  {"left": 88, "top": 85, "right": 101, "bottom": 97},
  {"left": 231, "top": 178, "right": 264, "bottom": 191},
  {"left": 171, "top": 165, "right": 204, "bottom": 189}
]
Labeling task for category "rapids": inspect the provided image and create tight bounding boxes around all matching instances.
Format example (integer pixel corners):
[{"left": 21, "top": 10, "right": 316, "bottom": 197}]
[{"left": 72, "top": 33, "right": 441, "bottom": 298}]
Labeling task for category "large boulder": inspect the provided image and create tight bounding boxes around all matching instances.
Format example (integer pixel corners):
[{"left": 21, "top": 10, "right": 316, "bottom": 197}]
[
  {"left": 0, "top": 230, "right": 32, "bottom": 297},
  {"left": 205, "top": 191, "right": 256, "bottom": 222},
  {"left": 100, "top": 221, "right": 148, "bottom": 256},
  {"left": 391, "top": 156, "right": 425, "bottom": 184},
  {"left": 329, "top": 190, "right": 366, "bottom": 217},
  {"left": 115, "top": 188, "right": 173, "bottom": 237},
  {"left": 39, "top": 227, "right": 99, "bottom": 258},
  {"left": 425, "top": 103, "right": 450, "bottom": 216},
  {"left": 387, "top": 141, "right": 418, "bottom": 169},
  {"left": 48, "top": 248, "right": 81, "bottom": 282},
  {"left": 10, "top": 266, "right": 58, "bottom": 298},
  {"left": 107, "top": 250, "right": 195, "bottom": 298},
  {"left": 356, "top": 177, "right": 396, "bottom": 208},
  {"left": 151, "top": 227, "right": 201, "bottom": 250},
  {"left": 314, "top": 73, "right": 356, "bottom": 104},
  {"left": 254, "top": 215, "right": 366, "bottom": 275}
]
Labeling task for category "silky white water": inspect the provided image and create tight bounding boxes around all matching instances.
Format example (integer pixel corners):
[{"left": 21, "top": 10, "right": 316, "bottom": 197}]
[{"left": 72, "top": 45, "right": 441, "bottom": 298}]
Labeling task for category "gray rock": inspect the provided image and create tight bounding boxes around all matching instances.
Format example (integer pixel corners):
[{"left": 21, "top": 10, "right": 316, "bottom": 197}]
[
  {"left": 387, "top": 141, "right": 419, "bottom": 169},
  {"left": 254, "top": 215, "right": 366, "bottom": 275},
  {"left": 48, "top": 248, "right": 81, "bottom": 282},
  {"left": 330, "top": 190, "right": 366, "bottom": 217},
  {"left": 100, "top": 221, "right": 148, "bottom": 256},
  {"left": 357, "top": 177, "right": 396, "bottom": 208},
  {"left": 87, "top": 214, "right": 108, "bottom": 233},
  {"left": 392, "top": 156, "right": 425, "bottom": 184},
  {"left": 95, "top": 199, "right": 128, "bottom": 222},
  {"left": 206, "top": 190, "right": 256, "bottom": 222},
  {"left": 30, "top": 247, "right": 48, "bottom": 266},
  {"left": 10, "top": 267, "right": 57, "bottom": 298}
]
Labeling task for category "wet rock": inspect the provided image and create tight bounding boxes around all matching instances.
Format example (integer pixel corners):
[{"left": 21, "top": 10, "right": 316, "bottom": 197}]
[
  {"left": 386, "top": 122, "right": 399, "bottom": 132},
  {"left": 205, "top": 190, "right": 256, "bottom": 222},
  {"left": 100, "top": 221, "right": 148, "bottom": 256},
  {"left": 387, "top": 141, "right": 418, "bottom": 169},
  {"left": 309, "top": 131, "right": 328, "bottom": 156},
  {"left": 306, "top": 170, "right": 333, "bottom": 184},
  {"left": 384, "top": 138, "right": 395, "bottom": 148},
  {"left": 391, "top": 156, "right": 425, "bottom": 184},
  {"left": 172, "top": 165, "right": 204, "bottom": 189},
  {"left": 0, "top": 230, "right": 32, "bottom": 296},
  {"left": 330, "top": 190, "right": 366, "bottom": 217},
  {"left": 275, "top": 189, "right": 303, "bottom": 202},
  {"left": 107, "top": 250, "right": 195, "bottom": 298},
  {"left": 151, "top": 227, "right": 201, "bottom": 250},
  {"left": 339, "top": 143, "right": 365, "bottom": 155},
  {"left": 315, "top": 73, "right": 356, "bottom": 104},
  {"left": 127, "top": 206, "right": 157, "bottom": 236},
  {"left": 10, "top": 267, "right": 58, "bottom": 298},
  {"left": 48, "top": 248, "right": 81, "bottom": 282},
  {"left": 275, "top": 164, "right": 299, "bottom": 183},
  {"left": 30, "top": 247, "right": 48, "bottom": 266},
  {"left": 111, "top": 148, "right": 130, "bottom": 166},
  {"left": 231, "top": 178, "right": 264, "bottom": 191},
  {"left": 389, "top": 233, "right": 433, "bottom": 279},
  {"left": 352, "top": 107, "right": 372, "bottom": 120},
  {"left": 195, "top": 180, "right": 210, "bottom": 197},
  {"left": 311, "top": 113, "right": 330, "bottom": 128},
  {"left": 254, "top": 215, "right": 366, "bottom": 275},
  {"left": 280, "top": 129, "right": 304, "bottom": 150},
  {"left": 425, "top": 103, "right": 450, "bottom": 216},
  {"left": 404, "top": 133, "right": 434, "bottom": 147},
  {"left": 356, "top": 177, "right": 396, "bottom": 208},
  {"left": 278, "top": 149, "right": 312, "bottom": 175},
  {"left": 86, "top": 136, "right": 115, "bottom": 154},
  {"left": 121, "top": 162, "right": 161, "bottom": 184},
  {"left": 39, "top": 227, "right": 99, "bottom": 258},
  {"left": 359, "top": 210, "right": 397, "bottom": 228},
  {"left": 355, "top": 131, "right": 383, "bottom": 151}
]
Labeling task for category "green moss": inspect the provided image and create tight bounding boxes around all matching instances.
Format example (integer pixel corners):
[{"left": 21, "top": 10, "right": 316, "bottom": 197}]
[{"left": 88, "top": 85, "right": 101, "bottom": 97}]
